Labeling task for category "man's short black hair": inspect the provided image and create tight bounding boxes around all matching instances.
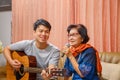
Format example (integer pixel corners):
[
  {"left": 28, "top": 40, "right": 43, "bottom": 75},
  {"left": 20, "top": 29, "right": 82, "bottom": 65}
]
[{"left": 33, "top": 19, "right": 51, "bottom": 31}]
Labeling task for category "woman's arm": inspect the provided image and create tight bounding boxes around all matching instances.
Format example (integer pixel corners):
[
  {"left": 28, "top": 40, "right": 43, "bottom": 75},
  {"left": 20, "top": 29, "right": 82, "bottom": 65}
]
[
  {"left": 68, "top": 55, "right": 84, "bottom": 78},
  {"left": 64, "top": 48, "right": 84, "bottom": 78}
]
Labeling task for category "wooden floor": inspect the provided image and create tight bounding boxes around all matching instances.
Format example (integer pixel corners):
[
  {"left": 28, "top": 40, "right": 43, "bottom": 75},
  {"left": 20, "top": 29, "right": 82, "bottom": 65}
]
[{"left": 0, "top": 66, "right": 6, "bottom": 80}]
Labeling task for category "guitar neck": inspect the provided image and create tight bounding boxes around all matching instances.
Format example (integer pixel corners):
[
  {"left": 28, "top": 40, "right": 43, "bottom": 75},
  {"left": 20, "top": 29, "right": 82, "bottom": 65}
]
[{"left": 24, "top": 67, "right": 42, "bottom": 73}]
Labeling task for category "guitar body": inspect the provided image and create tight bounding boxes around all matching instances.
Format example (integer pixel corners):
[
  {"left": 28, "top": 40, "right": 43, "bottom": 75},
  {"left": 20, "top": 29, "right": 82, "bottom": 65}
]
[{"left": 6, "top": 51, "right": 37, "bottom": 80}]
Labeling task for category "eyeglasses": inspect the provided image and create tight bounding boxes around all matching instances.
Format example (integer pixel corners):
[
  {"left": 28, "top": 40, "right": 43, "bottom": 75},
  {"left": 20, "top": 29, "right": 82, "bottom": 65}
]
[{"left": 68, "top": 33, "right": 80, "bottom": 37}]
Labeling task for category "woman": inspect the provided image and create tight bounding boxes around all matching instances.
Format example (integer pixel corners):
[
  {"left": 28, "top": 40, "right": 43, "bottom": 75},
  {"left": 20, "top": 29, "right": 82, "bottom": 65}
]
[{"left": 63, "top": 24, "right": 102, "bottom": 80}]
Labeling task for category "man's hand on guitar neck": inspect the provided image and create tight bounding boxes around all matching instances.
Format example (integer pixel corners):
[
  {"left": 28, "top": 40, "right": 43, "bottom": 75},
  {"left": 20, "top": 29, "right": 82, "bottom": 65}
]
[
  {"left": 10, "top": 59, "right": 21, "bottom": 70},
  {"left": 41, "top": 69, "right": 50, "bottom": 80},
  {"left": 41, "top": 65, "right": 55, "bottom": 80}
]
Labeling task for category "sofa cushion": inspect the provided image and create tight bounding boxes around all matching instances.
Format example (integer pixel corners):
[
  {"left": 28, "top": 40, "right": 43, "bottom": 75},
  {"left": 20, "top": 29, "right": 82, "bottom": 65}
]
[{"left": 101, "top": 62, "right": 120, "bottom": 80}]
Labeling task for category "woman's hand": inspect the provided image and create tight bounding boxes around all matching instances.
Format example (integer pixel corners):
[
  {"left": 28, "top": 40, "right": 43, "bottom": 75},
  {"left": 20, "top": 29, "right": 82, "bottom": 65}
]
[{"left": 62, "top": 46, "right": 72, "bottom": 58}]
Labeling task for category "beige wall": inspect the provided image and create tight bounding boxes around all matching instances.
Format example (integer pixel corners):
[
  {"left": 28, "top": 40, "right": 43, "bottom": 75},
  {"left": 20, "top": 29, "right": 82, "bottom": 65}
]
[{"left": 0, "top": 11, "right": 11, "bottom": 66}]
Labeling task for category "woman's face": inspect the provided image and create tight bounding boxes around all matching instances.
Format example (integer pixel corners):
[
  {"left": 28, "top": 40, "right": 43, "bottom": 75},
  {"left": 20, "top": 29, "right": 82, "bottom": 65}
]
[{"left": 68, "top": 28, "right": 83, "bottom": 47}]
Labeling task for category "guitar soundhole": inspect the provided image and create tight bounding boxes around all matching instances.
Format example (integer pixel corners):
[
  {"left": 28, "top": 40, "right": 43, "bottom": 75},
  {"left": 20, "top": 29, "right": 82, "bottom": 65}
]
[
  {"left": 14, "top": 64, "right": 25, "bottom": 80},
  {"left": 19, "top": 64, "right": 24, "bottom": 75}
]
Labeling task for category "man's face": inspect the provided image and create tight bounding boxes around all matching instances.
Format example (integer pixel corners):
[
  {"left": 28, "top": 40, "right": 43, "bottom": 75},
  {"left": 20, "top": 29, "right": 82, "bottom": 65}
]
[{"left": 34, "top": 25, "right": 50, "bottom": 43}]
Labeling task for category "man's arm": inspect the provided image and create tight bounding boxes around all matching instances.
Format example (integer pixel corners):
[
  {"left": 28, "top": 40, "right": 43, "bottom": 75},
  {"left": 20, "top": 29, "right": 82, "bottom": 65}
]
[
  {"left": 41, "top": 49, "right": 60, "bottom": 80},
  {"left": 3, "top": 46, "right": 21, "bottom": 70}
]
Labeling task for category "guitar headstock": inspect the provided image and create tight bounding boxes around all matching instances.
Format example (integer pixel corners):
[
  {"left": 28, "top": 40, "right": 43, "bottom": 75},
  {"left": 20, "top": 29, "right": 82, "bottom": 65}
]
[{"left": 49, "top": 68, "right": 66, "bottom": 77}]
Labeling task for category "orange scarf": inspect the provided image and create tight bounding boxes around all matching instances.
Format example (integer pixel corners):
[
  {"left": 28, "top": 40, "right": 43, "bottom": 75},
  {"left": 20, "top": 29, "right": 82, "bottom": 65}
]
[{"left": 70, "top": 44, "right": 102, "bottom": 75}]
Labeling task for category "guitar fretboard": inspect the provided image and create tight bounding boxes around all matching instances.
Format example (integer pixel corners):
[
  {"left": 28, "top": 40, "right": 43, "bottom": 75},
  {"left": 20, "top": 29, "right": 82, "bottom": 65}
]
[
  {"left": 23, "top": 67, "right": 66, "bottom": 77},
  {"left": 24, "top": 67, "right": 42, "bottom": 73}
]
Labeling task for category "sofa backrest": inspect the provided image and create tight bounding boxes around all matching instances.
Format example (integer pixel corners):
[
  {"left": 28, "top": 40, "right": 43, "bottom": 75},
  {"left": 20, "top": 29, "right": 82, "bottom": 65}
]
[{"left": 99, "top": 52, "right": 120, "bottom": 64}]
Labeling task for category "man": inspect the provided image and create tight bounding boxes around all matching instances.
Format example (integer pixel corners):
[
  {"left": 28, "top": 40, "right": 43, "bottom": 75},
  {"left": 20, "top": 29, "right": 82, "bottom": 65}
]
[{"left": 3, "top": 19, "right": 60, "bottom": 80}]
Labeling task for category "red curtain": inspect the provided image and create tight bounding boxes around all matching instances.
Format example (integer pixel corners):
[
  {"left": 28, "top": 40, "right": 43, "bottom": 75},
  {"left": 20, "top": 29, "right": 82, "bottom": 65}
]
[{"left": 12, "top": 0, "right": 120, "bottom": 52}]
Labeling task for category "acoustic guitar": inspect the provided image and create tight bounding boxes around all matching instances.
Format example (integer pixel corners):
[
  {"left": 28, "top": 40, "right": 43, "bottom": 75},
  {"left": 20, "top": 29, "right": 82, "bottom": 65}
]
[{"left": 6, "top": 51, "right": 66, "bottom": 80}]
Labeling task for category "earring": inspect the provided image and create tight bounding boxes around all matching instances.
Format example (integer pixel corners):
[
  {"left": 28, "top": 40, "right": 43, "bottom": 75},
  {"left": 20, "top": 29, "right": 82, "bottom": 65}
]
[{"left": 81, "top": 39, "right": 83, "bottom": 43}]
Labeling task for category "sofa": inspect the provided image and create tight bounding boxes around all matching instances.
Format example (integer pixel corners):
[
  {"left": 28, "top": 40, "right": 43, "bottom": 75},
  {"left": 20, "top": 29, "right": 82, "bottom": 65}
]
[
  {"left": 0, "top": 52, "right": 120, "bottom": 80},
  {"left": 99, "top": 52, "right": 120, "bottom": 80}
]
